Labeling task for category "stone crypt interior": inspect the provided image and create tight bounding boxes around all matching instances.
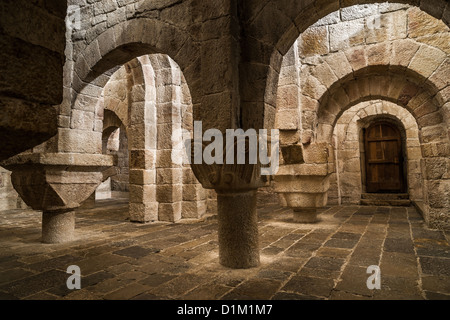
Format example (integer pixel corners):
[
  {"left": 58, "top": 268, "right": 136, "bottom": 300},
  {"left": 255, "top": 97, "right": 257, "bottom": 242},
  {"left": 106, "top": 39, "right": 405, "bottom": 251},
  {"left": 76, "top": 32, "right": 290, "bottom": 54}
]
[{"left": 0, "top": 0, "right": 449, "bottom": 300}]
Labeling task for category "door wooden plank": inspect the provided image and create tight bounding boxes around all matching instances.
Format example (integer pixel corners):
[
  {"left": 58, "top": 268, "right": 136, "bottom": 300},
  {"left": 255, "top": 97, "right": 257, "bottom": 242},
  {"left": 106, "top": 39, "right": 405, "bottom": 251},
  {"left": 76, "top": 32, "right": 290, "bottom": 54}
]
[{"left": 365, "top": 122, "right": 404, "bottom": 193}]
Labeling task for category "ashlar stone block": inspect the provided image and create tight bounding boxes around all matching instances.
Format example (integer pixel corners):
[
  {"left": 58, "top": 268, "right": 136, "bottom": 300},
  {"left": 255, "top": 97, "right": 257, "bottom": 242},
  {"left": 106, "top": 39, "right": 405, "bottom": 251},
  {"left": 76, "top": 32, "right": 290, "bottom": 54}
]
[
  {"left": 158, "top": 202, "right": 182, "bottom": 222},
  {"left": 408, "top": 45, "right": 447, "bottom": 79},
  {"left": 276, "top": 109, "right": 301, "bottom": 130},
  {"left": 182, "top": 200, "right": 207, "bottom": 219},
  {"left": 391, "top": 39, "right": 420, "bottom": 67},
  {"left": 324, "top": 51, "right": 353, "bottom": 79},
  {"left": 156, "top": 184, "right": 182, "bottom": 203},
  {"left": 298, "top": 26, "right": 329, "bottom": 57},
  {"left": 129, "top": 202, "right": 158, "bottom": 223},
  {"left": 329, "top": 19, "right": 365, "bottom": 52},
  {"left": 183, "top": 184, "right": 207, "bottom": 201}
]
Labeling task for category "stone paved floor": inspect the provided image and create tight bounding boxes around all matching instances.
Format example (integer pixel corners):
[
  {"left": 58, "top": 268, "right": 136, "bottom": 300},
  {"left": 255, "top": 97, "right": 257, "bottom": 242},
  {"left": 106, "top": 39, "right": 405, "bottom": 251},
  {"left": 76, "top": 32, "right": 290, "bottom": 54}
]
[{"left": 0, "top": 200, "right": 449, "bottom": 300}]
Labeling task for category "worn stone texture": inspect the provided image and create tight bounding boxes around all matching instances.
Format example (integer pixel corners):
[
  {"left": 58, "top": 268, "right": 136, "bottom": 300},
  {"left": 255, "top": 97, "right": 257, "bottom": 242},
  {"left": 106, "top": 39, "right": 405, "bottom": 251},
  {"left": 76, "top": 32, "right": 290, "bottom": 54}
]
[
  {"left": 274, "top": 4, "right": 450, "bottom": 230},
  {"left": 0, "top": 0, "right": 66, "bottom": 160},
  {"left": 0, "top": 202, "right": 449, "bottom": 300},
  {"left": 1, "top": 0, "right": 450, "bottom": 281}
]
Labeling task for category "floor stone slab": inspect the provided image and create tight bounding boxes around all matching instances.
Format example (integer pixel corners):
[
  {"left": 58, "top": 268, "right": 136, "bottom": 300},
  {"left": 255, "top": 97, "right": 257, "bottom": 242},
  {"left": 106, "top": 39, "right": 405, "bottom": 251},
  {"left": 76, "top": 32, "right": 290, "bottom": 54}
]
[{"left": 0, "top": 201, "right": 449, "bottom": 300}]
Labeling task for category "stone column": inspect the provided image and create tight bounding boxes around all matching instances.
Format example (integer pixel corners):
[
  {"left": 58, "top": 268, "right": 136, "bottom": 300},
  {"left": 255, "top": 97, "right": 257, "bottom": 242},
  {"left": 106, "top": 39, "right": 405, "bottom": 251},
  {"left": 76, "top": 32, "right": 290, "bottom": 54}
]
[
  {"left": 276, "top": 171, "right": 330, "bottom": 223},
  {"left": 0, "top": 0, "right": 66, "bottom": 161},
  {"left": 128, "top": 57, "right": 158, "bottom": 223},
  {"left": 154, "top": 56, "right": 183, "bottom": 223},
  {"left": 42, "top": 209, "right": 75, "bottom": 243},
  {"left": 1, "top": 153, "right": 115, "bottom": 243},
  {"left": 274, "top": 142, "right": 333, "bottom": 223},
  {"left": 217, "top": 190, "right": 259, "bottom": 268},
  {"left": 190, "top": 143, "right": 265, "bottom": 269},
  {"left": 193, "top": 1, "right": 267, "bottom": 268}
]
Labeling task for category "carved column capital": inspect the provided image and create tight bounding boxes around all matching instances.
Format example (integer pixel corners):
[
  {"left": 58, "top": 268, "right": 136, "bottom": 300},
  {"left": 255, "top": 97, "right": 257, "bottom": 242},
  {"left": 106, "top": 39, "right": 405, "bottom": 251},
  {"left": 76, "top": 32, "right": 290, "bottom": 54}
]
[
  {"left": 189, "top": 141, "right": 268, "bottom": 193},
  {"left": 1, "top": 153, "right": 116, "bottom": 211},
  {"left": 191, "top": 161, "right": 267, "bottom": 193},
  {"left": 274, "top": 162, "right": 332, "bottom": 223}
]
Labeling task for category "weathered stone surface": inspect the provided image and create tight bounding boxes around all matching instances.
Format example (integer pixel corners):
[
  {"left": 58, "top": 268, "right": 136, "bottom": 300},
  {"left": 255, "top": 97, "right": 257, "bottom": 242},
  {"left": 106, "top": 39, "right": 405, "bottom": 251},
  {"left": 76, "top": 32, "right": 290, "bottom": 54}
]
[
  {"left": 129, "top": 202, "right": 158, "bottom": 223},
  {"left": 329, "top": 19, "right": 365, "bottom": 52},
  {"left": 42, "top": 210, "right": 75, "bottom": 244},
  {"left": 324, "top": 51, "right": 353, "bottom": 79},
  {"left": 0, "top": 153, "right": 115, "bottom": 243},
  {"left": 217, "top": 191, "right": 259, "bottom": 268},
  {"left": 345, "top": 46, "right": 368, "bottom": 71},
  {"left": 409, "top": 45, "right": 447, "bottom": 79},
  {"left": 391, "top": 39, "right": 420, "bottom": 67},
  {"left": 281, "top": 145, "right": 304, "bottom": 165},
  {"left": 416, "top": 33, "right": 450, "bottom": 55},
  {"left": 298, "top": 26, "right": 329, "bottom": 57},
  {"left": 276, "top": 109, "right": 301, "bottom": 130},
  {"left": 367, "top": 42, "right": 391, "bottom": 66},
  {"left": 341, "top": 4, "right": 379, "bottom": 21},
  {"left": 1, "top": 0, "right": 450, "bottom": 277},
  {"left": 365, "top": 10, "right": 407, "bottom": 44},
  {"left": 429, "top": 60, "right": 450, "bottom": 90},
  {"left": 310, "top": 62, "right": 339, "bottom": 89},
  {"left": 408, "top": 6, "right": 449, "bottom": 38},
  {"left": 0, "top": 0, "right": 66, "bottom": 160},
  {"left": 0, "top": 100, "right": 58, "bottom": 161}
]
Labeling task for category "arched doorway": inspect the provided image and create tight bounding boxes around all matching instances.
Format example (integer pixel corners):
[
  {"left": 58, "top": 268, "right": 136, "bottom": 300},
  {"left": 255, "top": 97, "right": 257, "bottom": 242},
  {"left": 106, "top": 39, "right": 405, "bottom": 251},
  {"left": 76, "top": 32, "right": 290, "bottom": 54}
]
[{"left": 364, "top": 121, "right": 406, "bottom": 194}]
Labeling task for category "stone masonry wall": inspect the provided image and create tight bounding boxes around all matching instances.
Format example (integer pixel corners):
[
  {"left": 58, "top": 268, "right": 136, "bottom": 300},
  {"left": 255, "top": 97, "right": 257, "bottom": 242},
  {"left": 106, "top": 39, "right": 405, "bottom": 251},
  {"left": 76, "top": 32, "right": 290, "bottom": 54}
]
[
  {"left": 0, "top": 0, "right": 66, "bottom": 160},
  {"left": 275, "top": 3, "right": 450, "bottom": 229},
  {"left": 297, "top": 4, "right": 449, "bottom": 137},
  {"left": 90, "top": 52, "right": 209, "bottom": 221}
]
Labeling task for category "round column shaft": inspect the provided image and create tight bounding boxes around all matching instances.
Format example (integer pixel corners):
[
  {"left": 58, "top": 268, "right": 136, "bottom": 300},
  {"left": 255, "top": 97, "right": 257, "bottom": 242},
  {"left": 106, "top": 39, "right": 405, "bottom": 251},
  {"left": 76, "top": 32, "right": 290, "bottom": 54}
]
[
  {"left": 217, "top": 190, "right": 260, "bottom": 269},
  {"left": 42, "top": 209, "right": 75, "bottom": 244}
]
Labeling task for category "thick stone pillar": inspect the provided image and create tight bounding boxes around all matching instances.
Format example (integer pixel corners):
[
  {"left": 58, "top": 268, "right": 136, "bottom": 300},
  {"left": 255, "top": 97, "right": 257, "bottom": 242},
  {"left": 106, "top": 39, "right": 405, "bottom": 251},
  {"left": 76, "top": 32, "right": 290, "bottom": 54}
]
[
  {"left": 276, "top": 173, "right": 330, "bottom": 223},
  {"left": 1, "top": 153, "right": 115, "bottom": 243},
  {"left": 0, "top": 0, "right": 66, "bottom": 161},
  {"left": 274, "top": 142, "right": 333, "bottom": 223},
  {"left": 217, "top": 190, "right": 259, "bottom": 268},
  {"left": 190, "top": 141, "right": 265, "bottom": 269},
  {"left": 42, "top": 209, "right": 75, "bottom": 243},
  {"left": 193, "top": 1, "right": 269, "bottom": 268}
]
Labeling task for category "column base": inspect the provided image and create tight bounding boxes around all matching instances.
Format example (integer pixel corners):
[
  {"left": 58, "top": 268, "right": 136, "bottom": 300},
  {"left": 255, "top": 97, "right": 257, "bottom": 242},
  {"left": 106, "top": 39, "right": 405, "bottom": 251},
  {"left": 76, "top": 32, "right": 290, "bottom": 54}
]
[
  {"left": 217, "top": 190, "right": 260, "bottom": 269},
  {"left": 293, "top": 208, "right": 318, "bottom": 223},
  {"left": 42, "top": 210, "right": 75, "bottom": 244}
]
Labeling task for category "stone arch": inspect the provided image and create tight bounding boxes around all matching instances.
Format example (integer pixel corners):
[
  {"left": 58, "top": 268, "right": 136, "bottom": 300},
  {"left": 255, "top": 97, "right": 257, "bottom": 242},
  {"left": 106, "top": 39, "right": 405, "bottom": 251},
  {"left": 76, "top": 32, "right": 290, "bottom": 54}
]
[
  {"left": 102, "top": 68, "right": 131, "bottom": 133},
  {"left": 271, "top": 3, "right": 449, "bottom": 229},
  {"left": 315, "top": 65, "right": 447, "bottom": 145},
  {"left": 273, "top": 0, "right": 450, "bottom": 55},
  {"left": 84, "top": 51, "right": 206, "bottom": 223},
  {"left": 262, "top": 1, "right": 450, "bottom": 131},
  {"left": 314, "top": 63, "right": 449, "bottom": 228},
  {"left": 73, "top": 18, "right": 200, "bottom": 104},
  {"left": 95, "top": 109, "right": 129, "bottom": 201},
  {"left": 62, "top": 18, "right": 200, "bottom": 155},
  {"left": 102, "top": 122, "right": 121, "bottom": 155},
  {"left": 330, "top": 100, "right": 424, "bottom": 205}
]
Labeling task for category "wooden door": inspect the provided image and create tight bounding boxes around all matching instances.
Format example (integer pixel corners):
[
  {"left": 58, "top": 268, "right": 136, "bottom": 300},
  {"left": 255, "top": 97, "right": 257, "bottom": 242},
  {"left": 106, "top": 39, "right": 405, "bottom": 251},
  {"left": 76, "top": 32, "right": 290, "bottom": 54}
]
[{"left": 365, "top": 122, "right": 404, "bottom": 193}]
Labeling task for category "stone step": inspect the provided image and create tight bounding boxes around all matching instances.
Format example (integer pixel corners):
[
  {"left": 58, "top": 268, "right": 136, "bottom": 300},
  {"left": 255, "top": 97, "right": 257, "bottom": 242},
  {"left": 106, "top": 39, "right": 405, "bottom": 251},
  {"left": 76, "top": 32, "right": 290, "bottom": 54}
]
[
  {"left": 360, "top": 199, "right": 411, "bottom": 207},
  {"left": 361, "top": 193, "right": 410, "bottom": 200}
]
